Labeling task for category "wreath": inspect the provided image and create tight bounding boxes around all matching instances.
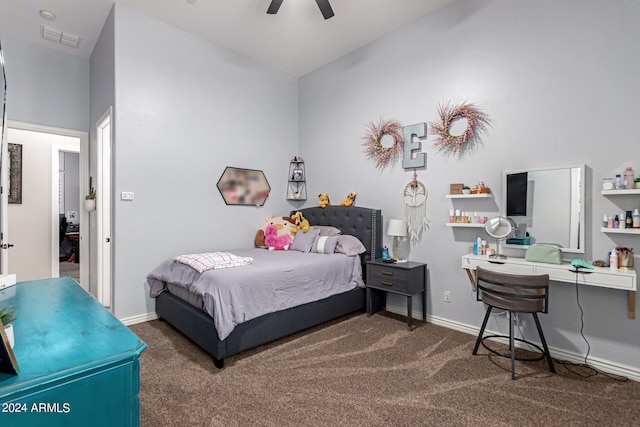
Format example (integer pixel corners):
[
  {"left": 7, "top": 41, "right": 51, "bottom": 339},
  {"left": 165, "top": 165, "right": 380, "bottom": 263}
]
[
  {"left": 362, "top": 118, "right": 404, "bottom": 171},
  {"left": 430, "top": 102, "right": 491, "bottom": 160}
]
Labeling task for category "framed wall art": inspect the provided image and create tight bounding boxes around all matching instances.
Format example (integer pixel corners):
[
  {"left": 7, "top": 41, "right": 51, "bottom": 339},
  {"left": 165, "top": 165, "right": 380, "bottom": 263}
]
[
  {"left": 8, "top": 143, "right": 22, "bottom": 204},
  {"left": 217, "top": 167, "right": 271, "bottom": 206}
]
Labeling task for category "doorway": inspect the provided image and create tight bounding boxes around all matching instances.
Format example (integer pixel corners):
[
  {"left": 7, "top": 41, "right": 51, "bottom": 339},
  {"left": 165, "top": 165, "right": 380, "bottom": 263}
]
[{"left": 5, "top": 121, "right": 88, "bottom": 288}]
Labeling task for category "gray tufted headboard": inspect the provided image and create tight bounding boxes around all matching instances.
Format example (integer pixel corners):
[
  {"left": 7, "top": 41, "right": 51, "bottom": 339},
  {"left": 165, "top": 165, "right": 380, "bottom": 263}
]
[{"left": 295, "top": 206, "right": 382, "bottom": 266}]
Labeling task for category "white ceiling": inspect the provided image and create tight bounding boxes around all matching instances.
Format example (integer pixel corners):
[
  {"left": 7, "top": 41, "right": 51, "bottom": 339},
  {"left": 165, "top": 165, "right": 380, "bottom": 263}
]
[{"left": 0, "top": 0, "right": 455, "bottom": 77}]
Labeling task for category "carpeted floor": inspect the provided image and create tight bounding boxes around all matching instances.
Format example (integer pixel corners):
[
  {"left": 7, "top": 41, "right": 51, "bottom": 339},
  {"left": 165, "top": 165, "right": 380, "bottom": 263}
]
[
  {"left": 130, "top": 313, "right": 640, "bottom": 427},
  {"left": 59, "top": 261, "right": 80, "bottom": 282}
]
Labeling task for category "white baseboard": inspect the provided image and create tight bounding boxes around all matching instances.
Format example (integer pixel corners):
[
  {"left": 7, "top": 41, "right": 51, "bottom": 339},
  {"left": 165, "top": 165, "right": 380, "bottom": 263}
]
[
  {"left": 384, "top": 303, "right": 640, "bottom": 382},
  {"left": 120, "top": 312, "right": 158, "bottom": 326}
]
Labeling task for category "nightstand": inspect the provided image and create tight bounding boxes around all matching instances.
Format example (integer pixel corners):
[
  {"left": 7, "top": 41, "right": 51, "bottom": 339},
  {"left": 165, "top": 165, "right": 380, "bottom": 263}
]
[{"left": 365, "top": 259, "right": 427, "bottom": 330}]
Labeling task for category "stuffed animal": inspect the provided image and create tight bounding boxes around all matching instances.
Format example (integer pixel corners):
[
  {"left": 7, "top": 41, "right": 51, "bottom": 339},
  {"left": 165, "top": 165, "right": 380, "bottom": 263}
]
[
  {"left": 340, "top": 192, "right": 357, "bottom": 207},
  {"left": 318, "top": 193, "right": 331, "bottom": 208},
  {"left": 291, "top": 211, "right": 313, "bottom": 233},
  {"left": 255, "top": 216, "right": 297, "bottom": 248},
  {"left": 264, "top": 224, "right": 292, "bottom": 250}
]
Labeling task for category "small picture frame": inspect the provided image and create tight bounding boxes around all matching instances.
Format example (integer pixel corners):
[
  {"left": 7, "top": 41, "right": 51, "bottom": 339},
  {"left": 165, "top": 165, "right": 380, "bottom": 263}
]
[
  {"left": 292, "top": 169, "right": 303, "bottom": 181},
  {"left": 8, "top": 143, "right": 22, "bottom": 204},
  {"left": 0, "top": 319, "right": 19, "bottom": 375}
]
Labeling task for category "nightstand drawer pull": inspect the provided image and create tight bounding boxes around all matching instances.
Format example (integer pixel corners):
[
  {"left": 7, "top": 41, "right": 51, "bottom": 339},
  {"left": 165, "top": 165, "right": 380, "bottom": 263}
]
[
  {"left": 381, "top": 280, "right": 393, "bottom": 286},
  {"left": 382, "top": 270, "right": 394, "bottom": 276}
]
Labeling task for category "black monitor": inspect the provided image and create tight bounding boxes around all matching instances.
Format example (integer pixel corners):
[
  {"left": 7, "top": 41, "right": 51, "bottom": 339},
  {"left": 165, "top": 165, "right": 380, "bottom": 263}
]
[{"left": 506, "top": 172, "right": 528, "bottom": 216}]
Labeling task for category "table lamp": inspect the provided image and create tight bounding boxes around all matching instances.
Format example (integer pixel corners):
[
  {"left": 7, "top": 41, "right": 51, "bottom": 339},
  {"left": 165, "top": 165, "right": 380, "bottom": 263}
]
[{"left": 387, "top": 218, "right": 407, "bottom": 261}]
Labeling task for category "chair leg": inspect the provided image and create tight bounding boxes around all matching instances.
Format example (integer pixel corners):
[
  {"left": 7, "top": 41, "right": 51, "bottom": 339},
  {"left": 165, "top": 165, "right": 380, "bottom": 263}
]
[
  {"left": 532, "top": 313, "right": 556, "bottom": 374},
  {"left": 473, "top": 306, "right": 493, "bottom": 355},
  {"left": 509, "top": 311, "right": 516, "bottom": 380}
]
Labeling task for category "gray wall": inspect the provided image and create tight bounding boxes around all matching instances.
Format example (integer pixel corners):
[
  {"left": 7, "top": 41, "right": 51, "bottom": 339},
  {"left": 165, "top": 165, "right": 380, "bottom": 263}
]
[
  {"left": 0, "top": 34, "right": 89, "bottom": 131},
  {"left": 108, "top": 5, "right": 299, "bottom": 319},
  {"left": 299, "top": 0, "right": 640, "bottom": 371}
]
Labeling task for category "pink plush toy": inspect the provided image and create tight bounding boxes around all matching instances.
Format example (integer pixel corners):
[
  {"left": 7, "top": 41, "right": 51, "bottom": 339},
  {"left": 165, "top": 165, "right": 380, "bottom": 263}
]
[{"left": 264, "top": 224, "right": 292, "bottom": 251}]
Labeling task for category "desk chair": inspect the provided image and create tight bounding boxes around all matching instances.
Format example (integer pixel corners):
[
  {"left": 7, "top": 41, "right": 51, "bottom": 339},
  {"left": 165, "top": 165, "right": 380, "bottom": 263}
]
[{"left": 472, "top": 267, "right": 555, "bottom": 379}]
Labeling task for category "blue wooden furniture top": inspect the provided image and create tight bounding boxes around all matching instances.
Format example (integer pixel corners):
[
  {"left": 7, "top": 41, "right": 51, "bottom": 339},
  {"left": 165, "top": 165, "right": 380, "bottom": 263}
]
[{"left": 0, "top": 277, "right": 146, "bottom": 395}]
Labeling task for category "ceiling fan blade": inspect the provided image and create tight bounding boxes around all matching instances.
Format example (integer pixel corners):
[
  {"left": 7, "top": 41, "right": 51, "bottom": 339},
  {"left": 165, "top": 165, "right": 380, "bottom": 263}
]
[
  {"left": 267, "top": 0, "right": 284, "bottom": 15},
  {"left": 315, "top": 0, "right": 334, "bottom": 19}
]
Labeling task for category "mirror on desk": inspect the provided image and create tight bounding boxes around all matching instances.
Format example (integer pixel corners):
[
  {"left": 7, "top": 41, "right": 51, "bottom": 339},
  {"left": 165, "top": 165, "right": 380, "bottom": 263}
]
[{"left": 502, "top": 164, "right": 585, "bottom": 253}]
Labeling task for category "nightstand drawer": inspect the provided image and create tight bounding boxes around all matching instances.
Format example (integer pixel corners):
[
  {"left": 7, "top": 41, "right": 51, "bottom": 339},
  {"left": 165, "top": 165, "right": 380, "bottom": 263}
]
[
  {"left": 368, "top": 264, "right": 410, "bottom": 282},
  {"left": 367, "top": 273, "right": 410, "bottom": 293}
]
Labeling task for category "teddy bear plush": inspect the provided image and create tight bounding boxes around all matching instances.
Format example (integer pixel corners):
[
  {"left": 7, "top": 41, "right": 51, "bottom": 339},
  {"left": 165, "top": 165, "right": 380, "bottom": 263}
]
[
  {"left": 340, "top": 192, "right": 357, "bottom": 207},
  {"left": 291, "top": 211, "right": 313, "bottom": 233},
  {"left": 255, "top": 216, "right": 297, "bottom": 248},
  {"left": 264, "top": 224, "right": 292, "bottom": 250},
  {"left": 318, "top": 193, "right": 331, "bottom": 208}
]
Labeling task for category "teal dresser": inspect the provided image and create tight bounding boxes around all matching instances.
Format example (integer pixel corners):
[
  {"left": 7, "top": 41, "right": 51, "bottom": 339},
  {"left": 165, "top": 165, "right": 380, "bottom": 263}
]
[{"left": 0, "top": 277, "right": 146, "bottom": 426}]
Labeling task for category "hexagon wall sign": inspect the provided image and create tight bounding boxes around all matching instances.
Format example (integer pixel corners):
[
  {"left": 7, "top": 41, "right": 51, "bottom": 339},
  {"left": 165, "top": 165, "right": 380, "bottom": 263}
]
[{"left": 217, "top": 167, "right": 270, "bottom": 206}]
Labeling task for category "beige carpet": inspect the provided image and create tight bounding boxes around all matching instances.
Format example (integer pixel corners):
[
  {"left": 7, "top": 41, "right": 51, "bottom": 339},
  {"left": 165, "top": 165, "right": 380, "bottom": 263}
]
[
  {"left": 130, "top": 313, "right": 640, "bottom": 427},
  {"left": 59, "top": 261, "right": 80, "bottom": 282}
]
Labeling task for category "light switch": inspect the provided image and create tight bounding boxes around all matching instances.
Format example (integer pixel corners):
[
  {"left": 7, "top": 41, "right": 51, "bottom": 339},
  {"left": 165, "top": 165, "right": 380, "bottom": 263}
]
[{"left": 121, "top": 192, "right": 135, "bottom": 201}]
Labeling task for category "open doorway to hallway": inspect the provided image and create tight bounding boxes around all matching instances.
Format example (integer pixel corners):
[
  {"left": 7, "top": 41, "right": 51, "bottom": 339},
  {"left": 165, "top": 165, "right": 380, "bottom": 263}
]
[
  {"left": 6, "top": 122, "right": 88, "bottom": 289},
  {"left": 58, "top": 150, "right": 80, "bottom": 283}
]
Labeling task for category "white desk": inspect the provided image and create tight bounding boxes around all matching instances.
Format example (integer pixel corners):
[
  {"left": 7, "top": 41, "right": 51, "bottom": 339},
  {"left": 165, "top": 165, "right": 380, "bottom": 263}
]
[{"left": 462, "top": 254, "right": 637, "bottom": 319}]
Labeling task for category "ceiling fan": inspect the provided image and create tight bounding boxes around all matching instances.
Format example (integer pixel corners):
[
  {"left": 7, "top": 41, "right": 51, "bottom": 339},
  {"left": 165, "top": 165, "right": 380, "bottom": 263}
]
[{"left": 267, "top": 0, "right": 335, "bottom": 20}]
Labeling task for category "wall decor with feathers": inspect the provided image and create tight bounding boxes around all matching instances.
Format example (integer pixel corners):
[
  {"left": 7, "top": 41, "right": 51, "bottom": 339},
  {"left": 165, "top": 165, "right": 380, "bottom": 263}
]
[{"left": 404, "top": 172, "right": 429, "bottom": 245}]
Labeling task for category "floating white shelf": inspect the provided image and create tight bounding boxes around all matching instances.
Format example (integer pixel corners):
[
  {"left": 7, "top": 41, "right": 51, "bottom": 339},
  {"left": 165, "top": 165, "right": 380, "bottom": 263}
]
[
  {"left": 445, "top": 193, "right": 493, "bottom": 199},
  {"left": 601, "top": 227, "right": 640, "bottom": 235},
  {"left": 446, "top": 223, "right": 485, "bottom": 228},
  {"left": 601, "top": 189, "right": 640, "bottom": 196}
]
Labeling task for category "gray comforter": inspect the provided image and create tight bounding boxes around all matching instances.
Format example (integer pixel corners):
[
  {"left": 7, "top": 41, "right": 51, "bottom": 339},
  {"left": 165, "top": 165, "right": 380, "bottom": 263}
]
[{"left": 147, "top": 248, "right": 364, "bottom": 340}]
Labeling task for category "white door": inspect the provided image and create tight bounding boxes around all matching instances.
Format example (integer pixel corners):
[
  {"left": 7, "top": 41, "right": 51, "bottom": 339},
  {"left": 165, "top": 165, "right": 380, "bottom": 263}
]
[{"left": 96, "top": 109, "right": 112, "bottom": 308}]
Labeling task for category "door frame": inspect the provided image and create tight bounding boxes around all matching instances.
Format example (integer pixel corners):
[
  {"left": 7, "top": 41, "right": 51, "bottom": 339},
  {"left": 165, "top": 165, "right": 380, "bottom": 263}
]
[
  {"left": 96, "top": 108, "right": 112, "bottom": 308},
  {"left": 7, "top": 120, "right": 89, "bottom": 287}
]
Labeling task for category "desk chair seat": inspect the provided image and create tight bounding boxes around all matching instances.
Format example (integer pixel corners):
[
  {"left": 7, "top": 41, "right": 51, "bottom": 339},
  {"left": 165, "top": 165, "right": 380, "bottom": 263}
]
[{"left": 472, "top": 267, "right": 555, "bottom": 379}]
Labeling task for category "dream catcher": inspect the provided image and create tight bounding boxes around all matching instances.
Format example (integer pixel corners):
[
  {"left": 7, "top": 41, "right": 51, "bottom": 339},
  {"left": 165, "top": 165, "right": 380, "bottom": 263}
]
[{"left": 403, "top": 172, "right": 429, "bottom": 245}]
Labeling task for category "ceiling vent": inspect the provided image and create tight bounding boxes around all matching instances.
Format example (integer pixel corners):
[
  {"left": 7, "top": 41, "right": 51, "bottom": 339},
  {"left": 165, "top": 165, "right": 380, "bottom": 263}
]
[{"left": 40, "top": 25, "right": 81, "bottom": 48}]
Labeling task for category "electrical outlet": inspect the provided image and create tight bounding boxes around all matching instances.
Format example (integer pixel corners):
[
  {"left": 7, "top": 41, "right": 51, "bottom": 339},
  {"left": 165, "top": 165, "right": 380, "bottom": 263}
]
[{"left": 444, "top": 291, "right": 451, "bottom": 303}]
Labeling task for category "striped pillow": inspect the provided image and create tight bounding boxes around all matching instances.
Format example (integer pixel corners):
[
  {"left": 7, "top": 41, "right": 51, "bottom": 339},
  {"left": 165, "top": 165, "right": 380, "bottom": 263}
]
[{"left": 311, "top": 235, "right": 338, "bottom": 254}]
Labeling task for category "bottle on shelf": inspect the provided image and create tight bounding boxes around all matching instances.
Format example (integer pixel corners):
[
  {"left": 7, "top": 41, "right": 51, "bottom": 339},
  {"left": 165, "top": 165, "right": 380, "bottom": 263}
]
[
  {"left": 633, "top": 209, "right": 640, "bottom": 229},
  {"left": 615, "top": 174, "right": 623, "bottom": 190},
  {"left": 624, "top": 167, "right": 635, "bottom": 189}
]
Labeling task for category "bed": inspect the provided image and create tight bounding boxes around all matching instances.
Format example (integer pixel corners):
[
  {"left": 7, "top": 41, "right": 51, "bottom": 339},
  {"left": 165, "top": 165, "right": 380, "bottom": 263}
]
[{"left": 147, "top": 205, "right": 382, "bottom": 368}]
